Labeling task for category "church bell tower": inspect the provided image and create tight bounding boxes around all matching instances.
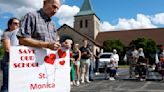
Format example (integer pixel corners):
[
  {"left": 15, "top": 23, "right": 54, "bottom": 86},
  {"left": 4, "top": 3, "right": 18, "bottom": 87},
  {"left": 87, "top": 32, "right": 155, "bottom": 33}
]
[{"left": 74, "top": 0, "right": 100, "bottom": 40}]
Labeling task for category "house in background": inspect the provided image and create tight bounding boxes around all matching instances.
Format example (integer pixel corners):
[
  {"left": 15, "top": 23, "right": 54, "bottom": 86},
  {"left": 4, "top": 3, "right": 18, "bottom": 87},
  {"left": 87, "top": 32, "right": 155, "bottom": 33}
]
[{"left": 58, "top": 0, "right": 164, "bottom": 54}]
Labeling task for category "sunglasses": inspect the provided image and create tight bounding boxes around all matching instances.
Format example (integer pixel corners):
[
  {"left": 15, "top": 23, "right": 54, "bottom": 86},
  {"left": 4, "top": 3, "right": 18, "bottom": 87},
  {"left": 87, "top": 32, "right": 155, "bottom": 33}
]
[{"left": 12, "top": 22, "right": 19, "bottom": 25}]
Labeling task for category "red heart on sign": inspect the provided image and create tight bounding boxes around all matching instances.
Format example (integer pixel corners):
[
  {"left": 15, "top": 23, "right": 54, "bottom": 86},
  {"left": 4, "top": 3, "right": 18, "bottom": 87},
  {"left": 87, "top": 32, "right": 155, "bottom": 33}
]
[
  {"left": 59, "top": 60, "right": 65, "bottom": 65},
  {"left": 44, "top": 54, "right": 56, "bottom": 65},
  {"left": 58, "top": 49, "right": 66, "bottom": 58},
  {"left": 49, "top": 54, "right": 56, "bottom": 60}
]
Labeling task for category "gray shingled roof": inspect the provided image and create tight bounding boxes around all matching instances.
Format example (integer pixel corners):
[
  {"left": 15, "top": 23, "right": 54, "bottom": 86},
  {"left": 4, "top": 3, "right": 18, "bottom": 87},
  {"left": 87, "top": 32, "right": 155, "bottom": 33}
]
[{"left": 76, "top": 0, "right": 95, "bottom": 16}]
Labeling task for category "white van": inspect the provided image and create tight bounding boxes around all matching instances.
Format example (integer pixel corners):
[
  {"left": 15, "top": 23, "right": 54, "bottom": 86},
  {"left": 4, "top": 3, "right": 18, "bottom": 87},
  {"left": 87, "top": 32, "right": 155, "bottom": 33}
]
[{"left": 98, "top": 52, "right": 113, "bottom": 72}]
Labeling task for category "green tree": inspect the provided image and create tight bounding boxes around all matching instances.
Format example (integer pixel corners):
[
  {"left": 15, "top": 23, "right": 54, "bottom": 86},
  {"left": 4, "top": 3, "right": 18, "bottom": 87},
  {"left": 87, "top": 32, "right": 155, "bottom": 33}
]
[
  {"left": 0, "top": 46, "right": 4, "bottom": 59},
  {"left": 103, "top": 40, "right": 124, "bottom": 54},
  {"left": 130, "top": 38, "right": 146, "bottom": 48}
]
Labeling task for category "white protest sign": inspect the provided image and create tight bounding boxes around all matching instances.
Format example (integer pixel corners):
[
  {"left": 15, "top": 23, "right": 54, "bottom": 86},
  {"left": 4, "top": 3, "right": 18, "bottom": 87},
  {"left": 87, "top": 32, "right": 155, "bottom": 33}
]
[{"left": 9, "top": 46, "right": 70, "bottom": 92}]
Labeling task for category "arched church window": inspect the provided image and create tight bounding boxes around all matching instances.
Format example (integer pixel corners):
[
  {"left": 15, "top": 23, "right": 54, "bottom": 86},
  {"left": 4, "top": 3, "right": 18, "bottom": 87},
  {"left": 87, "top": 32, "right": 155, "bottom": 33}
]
[
  {"left": 80, "top": 20, "right": 83, "bottom": 28},
  {"left": 85, "top": 19, "right": 88, "bottom": 28}
]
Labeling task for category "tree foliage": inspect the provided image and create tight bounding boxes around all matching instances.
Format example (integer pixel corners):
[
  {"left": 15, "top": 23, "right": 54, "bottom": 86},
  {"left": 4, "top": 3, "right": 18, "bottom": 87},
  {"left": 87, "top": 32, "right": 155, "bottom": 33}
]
[
  {"left": 0, "top": 46, "right": 4, "bottom": 59},
  {"left": 103, "top": 40, "right": 124, "bottom": 54},
  {"left": 130, "top": 38, "right": 157, "bottom": 54}
]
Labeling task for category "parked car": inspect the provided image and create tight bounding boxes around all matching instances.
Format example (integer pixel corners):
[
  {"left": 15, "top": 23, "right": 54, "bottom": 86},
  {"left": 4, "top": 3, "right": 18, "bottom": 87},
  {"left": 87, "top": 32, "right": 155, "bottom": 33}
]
[{"left": 98, "top": 52, "right": 113, "bottom": 72}]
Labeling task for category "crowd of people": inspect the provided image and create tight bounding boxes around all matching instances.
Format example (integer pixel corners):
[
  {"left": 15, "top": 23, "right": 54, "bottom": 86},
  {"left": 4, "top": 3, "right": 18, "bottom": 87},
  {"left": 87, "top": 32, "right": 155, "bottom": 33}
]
[
  {"left": 124, "top": 46, "right": 164, "bottom": 82},
  {"left": 124, "top": 47, "right": 148, "bottom": 81},
  {"left": 69, "top": 39, "right": 120, "bottom": 86},
  {"left": 0, "top": 0, "right": 164, "bottom": 91}
]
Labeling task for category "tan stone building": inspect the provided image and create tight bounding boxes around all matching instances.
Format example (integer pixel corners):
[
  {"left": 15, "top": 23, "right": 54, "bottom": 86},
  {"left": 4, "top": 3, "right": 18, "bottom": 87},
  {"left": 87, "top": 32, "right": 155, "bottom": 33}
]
[
  {"left": 58, "top": 0, "right": 101, "bottom": 54},
  {"left": 58, "top": 0, "right": 164, "bottom": 54}
]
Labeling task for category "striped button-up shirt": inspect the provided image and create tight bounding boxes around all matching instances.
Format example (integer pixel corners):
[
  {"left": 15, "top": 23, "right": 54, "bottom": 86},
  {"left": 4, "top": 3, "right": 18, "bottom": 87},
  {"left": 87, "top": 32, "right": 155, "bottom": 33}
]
[{"left": 17, "top": 9, "right": 59, "bottom": 42}]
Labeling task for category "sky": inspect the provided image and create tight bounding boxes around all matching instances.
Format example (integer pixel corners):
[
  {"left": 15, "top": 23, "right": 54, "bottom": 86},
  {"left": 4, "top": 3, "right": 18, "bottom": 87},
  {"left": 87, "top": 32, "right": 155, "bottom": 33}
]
[{"left": 0, "top": 0, "right": 164, "bottom": 35}]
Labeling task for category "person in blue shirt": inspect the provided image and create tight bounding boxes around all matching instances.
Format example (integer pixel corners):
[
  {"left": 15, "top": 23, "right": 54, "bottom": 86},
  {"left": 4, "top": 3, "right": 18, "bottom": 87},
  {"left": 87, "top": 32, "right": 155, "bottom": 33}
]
[{"left": 1, "top": 17, "right": 20, "bottom": 92}]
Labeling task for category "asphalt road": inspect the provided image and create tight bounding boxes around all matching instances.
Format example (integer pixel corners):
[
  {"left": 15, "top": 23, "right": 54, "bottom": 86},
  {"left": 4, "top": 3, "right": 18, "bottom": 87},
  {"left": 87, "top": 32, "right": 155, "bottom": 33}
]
[{"left": 71, "top": 68, "right": 164, "bottom": 92}]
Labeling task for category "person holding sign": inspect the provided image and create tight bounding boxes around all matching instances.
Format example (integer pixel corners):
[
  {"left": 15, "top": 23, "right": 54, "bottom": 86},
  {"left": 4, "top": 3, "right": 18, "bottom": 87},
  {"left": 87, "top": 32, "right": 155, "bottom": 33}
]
[
  {"left": 17, "top": 0, "right": 61, "bottom": 50},
  {"left": 1, "top": 17, "right": 20, "bottom": 92}
]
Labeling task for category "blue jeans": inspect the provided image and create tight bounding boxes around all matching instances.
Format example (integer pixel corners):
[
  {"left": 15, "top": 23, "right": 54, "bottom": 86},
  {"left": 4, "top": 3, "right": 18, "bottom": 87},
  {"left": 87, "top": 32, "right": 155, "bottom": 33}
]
[
  {"left": 1, "top": 52, "right": 9, "bottom": 92},
  {"left": 89, "top": 60, "right": 95, "bottom": 80},
  {"left": 94, "top": 58, "right": 99, "bottom": 72},
  {"left": 1, "top": 63, "right": 9, "bottom": 92},
  {"left": 109, "top": 69, "right": 116, "bottom": 77}
]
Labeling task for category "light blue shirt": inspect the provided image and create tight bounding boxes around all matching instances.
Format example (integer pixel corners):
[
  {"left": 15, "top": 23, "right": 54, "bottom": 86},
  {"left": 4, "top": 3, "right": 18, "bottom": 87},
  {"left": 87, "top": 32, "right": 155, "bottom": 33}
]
[{"left": 1, "top": 29, "right": 19, "bottom": 46}]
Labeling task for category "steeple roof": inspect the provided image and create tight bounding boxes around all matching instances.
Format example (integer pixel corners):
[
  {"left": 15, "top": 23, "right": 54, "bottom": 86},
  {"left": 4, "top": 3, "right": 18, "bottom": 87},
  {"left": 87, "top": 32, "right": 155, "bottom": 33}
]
[{"left": 76, "top": 0, "right": 95, "bottom": 16}]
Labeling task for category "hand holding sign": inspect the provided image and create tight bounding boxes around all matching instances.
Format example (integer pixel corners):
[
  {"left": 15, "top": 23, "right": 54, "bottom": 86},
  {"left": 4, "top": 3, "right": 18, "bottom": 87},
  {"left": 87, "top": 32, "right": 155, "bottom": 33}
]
[{"left": 47, "top": 42, "right": 61, "bottom": 50}]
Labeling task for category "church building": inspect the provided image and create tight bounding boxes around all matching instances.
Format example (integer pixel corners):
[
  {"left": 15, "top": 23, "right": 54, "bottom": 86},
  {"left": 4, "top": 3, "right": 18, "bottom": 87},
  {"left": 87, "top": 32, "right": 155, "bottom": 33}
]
[{"left": 58, "top": 0, "right": 164, "bottom": 54}]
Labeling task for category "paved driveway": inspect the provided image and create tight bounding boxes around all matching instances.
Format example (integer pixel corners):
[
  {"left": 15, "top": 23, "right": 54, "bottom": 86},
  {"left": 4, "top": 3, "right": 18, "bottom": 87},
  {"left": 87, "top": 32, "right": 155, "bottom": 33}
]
[
  {"left": 71, "top": 68, "right": 164, "bottom": 92},
  {"left": 71, "top": 79, "right": 164, "bottom": 92}
]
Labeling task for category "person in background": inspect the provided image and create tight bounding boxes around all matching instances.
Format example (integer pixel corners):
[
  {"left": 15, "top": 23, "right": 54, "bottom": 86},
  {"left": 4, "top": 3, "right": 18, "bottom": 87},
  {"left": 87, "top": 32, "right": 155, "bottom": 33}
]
[
  {"left": 80, "top": 39, "right": 91, "bottom": 83},
  {"left": 108, "top": 58, "right": 117, "bottom": 80},
  {"left": 111, "top": 49, "right": 119, "bottom": 76},
  {"left": 1, "top": 17, "right": 20, "bottom": 92},
  {"left": 136, "top": 56, "right": 147, "bottom": 81},
  {"left": 131, "top": 47, "right": 139, "bottom": 77},
  {"left": 138, "top": 48, "right": 145, "bottom": 58},
  {"left": 157, "top": 49, "right": 164, "bottom": 82},
  {"left": 131, "top": 47, "right": 139, "bottom": 63},
  {"left": 17, "top": 0, "right": 61, "bottom": 50},
  {"left": 111, "top": 49, "right": 119, "bottom": 68},
  {"left": 62, "top": 39, "right": 76, "bottom": 85},
  {"left": 62, "top": 39, "right": 73, "bottom": 50},
  {"left": 73, "top": 43, "right": 81, "bottom": 86},
  {"left": 128, "top": 53, "right": 137, "bottom": 78},
  {"left": 94, "top": 49, "right": 100, "bottom": 75},
  {"left": 89, "top": 51, "right": 95, "bottom": 81}
]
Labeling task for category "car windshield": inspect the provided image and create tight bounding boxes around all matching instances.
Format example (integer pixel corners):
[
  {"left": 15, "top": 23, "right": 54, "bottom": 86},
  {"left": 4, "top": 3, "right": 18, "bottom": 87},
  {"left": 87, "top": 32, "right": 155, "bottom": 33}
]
[{"left": 100, "top": 54, "right": 112, "bottom": 58}]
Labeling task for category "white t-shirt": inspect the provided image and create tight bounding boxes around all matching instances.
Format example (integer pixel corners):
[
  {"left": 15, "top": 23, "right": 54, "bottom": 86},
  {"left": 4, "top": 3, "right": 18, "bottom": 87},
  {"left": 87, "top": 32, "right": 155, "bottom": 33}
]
[{"left": 111, "top": 53, "right": 119, "bottom": 67}]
